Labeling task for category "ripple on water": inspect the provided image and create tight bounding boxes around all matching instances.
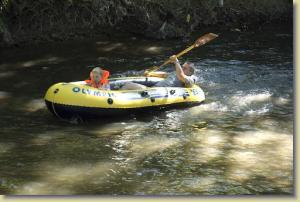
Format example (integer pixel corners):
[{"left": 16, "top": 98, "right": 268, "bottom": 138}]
[
  {"left": 15, "top": 161, "right": 117, "bottom": 194},
  {"left": 0, "top": 91, "right": 10, "bottom": 100},
  {"left": 227, "top": 130, "right": 293, "bottom": 186},
  {"left": 0, "top": 28, "right": 293, "bottom": 195},
  {"left": 243, "top": 103, "right": 271, "bottom": 116},
  {"left": 189, "top": 101, "right": 228, "bottom": 115},
  {"left": 22, "top": 98, "right": 46, "bottom": 112},
  {"left": 0, "top": 142, "right": 16, "bottom": 154},
  {"left": 230, "top": 91, "right": 272, "bottom": 107}
]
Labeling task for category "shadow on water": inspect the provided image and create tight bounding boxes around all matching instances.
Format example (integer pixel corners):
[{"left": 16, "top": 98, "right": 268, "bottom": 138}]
[
  {"left": 0, "top": 107, "right": 181, "bottom": 194},
  {"left": 0, "top": 25, "right": 293, "bottom": 195},
  {"left": 0, "top": 99, "right": 293, "bottom": 194}
]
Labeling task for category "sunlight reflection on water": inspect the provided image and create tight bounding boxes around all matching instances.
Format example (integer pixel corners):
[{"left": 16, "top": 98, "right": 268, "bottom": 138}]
[{"left": 0, "top": 27, "right": 293, "bottom": 195}]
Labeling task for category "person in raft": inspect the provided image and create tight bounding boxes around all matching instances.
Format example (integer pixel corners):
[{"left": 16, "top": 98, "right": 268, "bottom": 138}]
[
  {"left": 120, "top": 55, "right": 197, "bottom": 90},
  {"left": 85, "top": 67, "right": 110, "bottom": 90}
]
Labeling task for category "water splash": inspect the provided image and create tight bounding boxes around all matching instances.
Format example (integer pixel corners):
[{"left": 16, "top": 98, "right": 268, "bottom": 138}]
[{"left": 230, "top": 91, "right": 272, "bottom": 106}]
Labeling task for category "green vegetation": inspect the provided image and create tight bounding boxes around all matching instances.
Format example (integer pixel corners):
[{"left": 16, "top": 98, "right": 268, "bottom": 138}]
[{"left": 0, "top": 0, "right": 292, "bottom": 47}]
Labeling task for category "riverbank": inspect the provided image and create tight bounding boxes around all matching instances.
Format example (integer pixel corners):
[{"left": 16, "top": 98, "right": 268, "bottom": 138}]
[{"left": 0, "top": 0, "right": 292, "bottom": 48}]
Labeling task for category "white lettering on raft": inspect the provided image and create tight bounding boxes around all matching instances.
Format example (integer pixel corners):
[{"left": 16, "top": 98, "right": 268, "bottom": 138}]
[{"left": 72, "top": 87, "right": 115, "bottom": 97}]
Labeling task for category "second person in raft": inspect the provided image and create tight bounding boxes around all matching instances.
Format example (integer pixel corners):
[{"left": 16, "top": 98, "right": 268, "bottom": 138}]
[
  {"left": 120, "top": 55, "right": 197, "bottom": 90},
  {"left": 85, "top": 67, "right": 110, "bottom": 90}
]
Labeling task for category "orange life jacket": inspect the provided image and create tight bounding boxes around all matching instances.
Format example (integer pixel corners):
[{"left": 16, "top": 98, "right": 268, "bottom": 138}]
[{"left": 85, "top": 70, "right": 110, "bottom": 88}]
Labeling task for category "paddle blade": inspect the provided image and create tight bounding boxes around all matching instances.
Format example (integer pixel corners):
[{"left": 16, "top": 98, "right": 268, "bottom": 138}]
[
  {"left": 144, "top": 33, "right": 219, "bottom": 75},
  {"left": 195, "top": 33, "right": 218, "bottom": 47}
]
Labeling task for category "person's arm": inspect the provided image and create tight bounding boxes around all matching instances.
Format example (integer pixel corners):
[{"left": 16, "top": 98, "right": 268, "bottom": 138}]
[
  {"left": 170, "top": 55, "right": 196, "bottom": 87},
  {"left": 169, "top": 55, "right": 187, "bottom": 83}
]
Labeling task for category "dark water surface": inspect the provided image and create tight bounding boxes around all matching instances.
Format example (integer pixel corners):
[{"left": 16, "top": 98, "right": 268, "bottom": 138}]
[{"left": 0, "top": 25, "right": 293, "bottom": 195}]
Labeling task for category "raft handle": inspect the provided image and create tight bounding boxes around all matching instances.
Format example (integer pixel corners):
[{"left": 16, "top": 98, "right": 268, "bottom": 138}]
[
  {"left": 54, "top": 88, "right": 59, "bottom": 94},
  {"left": 140, "top": 91, "right": 149, "bottom": 97},
  {"left": 107, "top": 98, "right": 113, "bottom": 105}
]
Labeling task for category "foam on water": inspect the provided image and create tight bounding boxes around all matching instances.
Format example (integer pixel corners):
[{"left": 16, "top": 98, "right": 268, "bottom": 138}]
[
  {"left": 230, "top": 91, "right": 272, "bottom": 106},
  {"left": 189, "top": 102, "right": 228, "bottom": 116},
  {"left": 244, "top": 104, "right": 271, "bottom": 115},
  {"left": 273, "top": 96, "right": 290, "bottom": 106}
]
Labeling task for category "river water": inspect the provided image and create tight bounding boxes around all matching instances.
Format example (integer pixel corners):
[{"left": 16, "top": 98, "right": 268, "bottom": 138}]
[{"left": 0, "top": 25, "right": 293, "bottom": 195}]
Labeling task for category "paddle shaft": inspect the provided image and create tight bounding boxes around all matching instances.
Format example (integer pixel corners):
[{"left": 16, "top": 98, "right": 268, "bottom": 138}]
[{"left": 146, "top": 33, "right": 218, "bottom": 73}]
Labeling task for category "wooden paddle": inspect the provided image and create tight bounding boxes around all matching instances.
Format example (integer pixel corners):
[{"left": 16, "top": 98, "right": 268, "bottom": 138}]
[{"left": 144, "top": 33, "right": 218, "bottom": 77}]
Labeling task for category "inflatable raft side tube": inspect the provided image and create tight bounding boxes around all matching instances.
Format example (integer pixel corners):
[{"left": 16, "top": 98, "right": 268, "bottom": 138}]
[
  {"left": 45, "top": 83, "right": 205, "bottom": 109},
  {"left": 45, "top": 100, "right": 202, "bottom": 119}
]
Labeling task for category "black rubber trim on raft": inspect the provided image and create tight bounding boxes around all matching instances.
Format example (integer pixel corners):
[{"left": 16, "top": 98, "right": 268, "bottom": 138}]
[{"left": 45, "top": 100, "right": 203, "bottom": 119}]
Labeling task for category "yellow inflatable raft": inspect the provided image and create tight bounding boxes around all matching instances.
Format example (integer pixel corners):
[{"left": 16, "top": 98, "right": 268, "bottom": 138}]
[{"left": 44, "top": 76, "right": 205, "bottom": 119}]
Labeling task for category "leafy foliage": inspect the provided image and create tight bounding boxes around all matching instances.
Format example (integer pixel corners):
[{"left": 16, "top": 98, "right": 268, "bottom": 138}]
[{"left": 0, "top": 0, "right": 292, "bottom": 46}]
